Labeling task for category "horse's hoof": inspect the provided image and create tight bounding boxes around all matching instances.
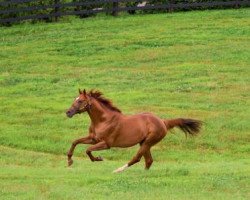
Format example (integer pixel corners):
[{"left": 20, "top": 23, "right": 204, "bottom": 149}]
[
  {"left": 113, "top": 168, "right": 123, "bottom": 173},
  {"left": 96, "top": 156, "right": 103, "bottom": 161},
  {"left": 112, "top": 164, "right": 128, "bottom": 173},
  {"left": 68, "top": 159, "right": 73, "bottom": 166}
]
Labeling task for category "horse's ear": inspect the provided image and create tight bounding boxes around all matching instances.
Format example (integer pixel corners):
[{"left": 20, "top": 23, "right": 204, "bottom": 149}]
[
  {"left": 83, "top": 89, "right": 86, "bottom": 95},
  {"left": 79, "top": 89, "right": 82, "bottom": 94}
]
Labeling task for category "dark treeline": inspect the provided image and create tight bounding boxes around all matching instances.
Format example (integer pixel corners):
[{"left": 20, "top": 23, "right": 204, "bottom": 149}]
[{"left": 0, "top": 0, "right": 249, "bottom": 25}]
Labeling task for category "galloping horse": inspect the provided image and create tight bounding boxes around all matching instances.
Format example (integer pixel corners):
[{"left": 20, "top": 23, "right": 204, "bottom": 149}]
[{"left": 66, "top": 89, "right": 202, "bottom": 173}]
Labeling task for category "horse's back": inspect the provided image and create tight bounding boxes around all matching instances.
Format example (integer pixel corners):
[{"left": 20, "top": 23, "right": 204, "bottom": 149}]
[
  {"left": 124, "top": 112, "right": 167, "bottom": 135},
  {"left": 106, "top": 112, "right": 167, "bottom": 148}
]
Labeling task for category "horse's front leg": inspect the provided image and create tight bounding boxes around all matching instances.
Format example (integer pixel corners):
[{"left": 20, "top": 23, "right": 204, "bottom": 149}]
[
  {"left": 67, "top": 135, "right": 96, "bottom": 166},
  {"left": 86, "top": 141, "right": 110, "bottom": 162}
]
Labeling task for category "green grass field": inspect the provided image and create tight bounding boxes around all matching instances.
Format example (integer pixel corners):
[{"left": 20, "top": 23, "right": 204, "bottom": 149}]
[{"left": 0, "top": 9, "right": 250, "bottom": 199}]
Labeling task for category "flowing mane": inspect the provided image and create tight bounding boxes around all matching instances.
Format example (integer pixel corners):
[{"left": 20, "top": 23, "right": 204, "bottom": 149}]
[{"left": 88, "top": 90, "right": 122, "bottom": 113}]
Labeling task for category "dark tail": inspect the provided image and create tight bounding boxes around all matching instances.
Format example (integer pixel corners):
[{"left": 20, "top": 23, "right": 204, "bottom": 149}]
[{"left": 163, "top": 118, "right": 203, "bottom": 136}]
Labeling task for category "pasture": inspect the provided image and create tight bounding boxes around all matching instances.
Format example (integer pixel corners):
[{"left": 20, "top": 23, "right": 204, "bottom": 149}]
[{"left": 0, "top": 9, "right": 250, "bottom": 199}]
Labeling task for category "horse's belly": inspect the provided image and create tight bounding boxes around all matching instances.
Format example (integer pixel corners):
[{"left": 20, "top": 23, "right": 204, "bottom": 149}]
[
  {"left": 110, "top": 120, "right": 147, "bottom": 147},
  {"left": 112, "top": 136, "right": 143, "bottom": 148}
]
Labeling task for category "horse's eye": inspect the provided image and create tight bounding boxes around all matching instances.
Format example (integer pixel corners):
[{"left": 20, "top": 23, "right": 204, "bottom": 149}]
[{"left": 78, "top": 100, "right": 83, "bottom": 104}]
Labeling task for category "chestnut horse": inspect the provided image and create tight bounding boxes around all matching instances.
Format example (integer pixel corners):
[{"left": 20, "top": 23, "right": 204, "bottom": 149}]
[{"left": 66, "top": 89, "right": 202, "bottom": 173}]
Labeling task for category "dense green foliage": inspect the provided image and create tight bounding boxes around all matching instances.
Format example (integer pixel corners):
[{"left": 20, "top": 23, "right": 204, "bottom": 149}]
[
  {"left": 0, "top": 0, "right": 245, "bottom": 25},
  {"left": 0, "top": 9, "right": 249, "bottom": 199},
  {"left": 0, "top": 0, "right": 56, "bottom": 21}
]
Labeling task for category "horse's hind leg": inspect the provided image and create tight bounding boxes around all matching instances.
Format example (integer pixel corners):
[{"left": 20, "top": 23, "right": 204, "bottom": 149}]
[
  {"left": 113, "top": 143, "right": 150, "bottom": 173},
  {"left": 143, "top": 149, "right": 153, "bottom": 170}
]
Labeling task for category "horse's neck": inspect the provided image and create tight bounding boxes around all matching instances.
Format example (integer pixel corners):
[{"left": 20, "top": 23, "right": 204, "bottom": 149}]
[{"left": 87, "top": 100, "right": 114, "bottom": 125}]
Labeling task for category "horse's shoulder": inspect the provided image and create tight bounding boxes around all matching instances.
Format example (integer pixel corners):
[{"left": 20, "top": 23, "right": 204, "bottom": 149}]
[{"left": 89, "top": 124, "right": 94, "bottom": 133}]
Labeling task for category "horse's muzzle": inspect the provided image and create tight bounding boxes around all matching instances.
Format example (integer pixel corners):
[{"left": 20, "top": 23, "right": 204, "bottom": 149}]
[{"left": 66, "top": 109, "right": 75, "bottom": 118}]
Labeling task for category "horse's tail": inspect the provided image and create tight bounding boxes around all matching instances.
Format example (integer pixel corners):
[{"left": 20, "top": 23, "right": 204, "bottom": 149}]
[{"left": 163, "top": 118, "right": 203, "bottom": 136}]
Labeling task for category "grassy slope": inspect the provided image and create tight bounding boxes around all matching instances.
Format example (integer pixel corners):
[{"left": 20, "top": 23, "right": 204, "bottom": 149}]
[{"left": 0, "top": 9, "right": 250, "bottom": 199}]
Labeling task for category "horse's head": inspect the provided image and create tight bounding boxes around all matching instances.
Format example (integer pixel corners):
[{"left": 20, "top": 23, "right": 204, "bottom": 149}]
[{"left": 66, "top": 89, "right": 91, "bottom": 118}]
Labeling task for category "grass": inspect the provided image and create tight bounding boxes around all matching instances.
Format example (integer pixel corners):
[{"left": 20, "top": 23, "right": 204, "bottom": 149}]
[
  {"left": 0, "top": 9, "right": 250, "bottom": 199},
  {"left": 1, "top": 146, "right": 249, "bottom": 200}
]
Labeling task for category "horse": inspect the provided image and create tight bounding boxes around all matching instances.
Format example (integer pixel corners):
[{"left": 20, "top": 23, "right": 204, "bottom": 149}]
[{"left": 66, "top": 89, "right": 202, "bottom": 173}]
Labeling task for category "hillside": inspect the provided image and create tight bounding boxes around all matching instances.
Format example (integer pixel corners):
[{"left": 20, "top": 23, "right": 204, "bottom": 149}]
[{"left": 0, "top": 9, "right": 249, "bottom": 199}]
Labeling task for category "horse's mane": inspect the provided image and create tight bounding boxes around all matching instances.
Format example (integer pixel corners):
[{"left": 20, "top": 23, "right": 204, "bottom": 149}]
[{"left": 88, "top": 90, "right": 122, "bottom": 113}]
